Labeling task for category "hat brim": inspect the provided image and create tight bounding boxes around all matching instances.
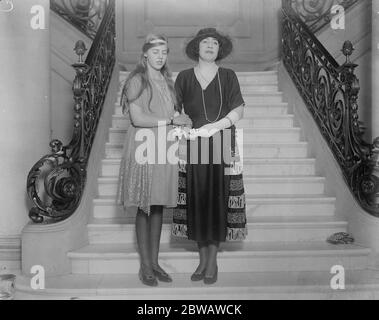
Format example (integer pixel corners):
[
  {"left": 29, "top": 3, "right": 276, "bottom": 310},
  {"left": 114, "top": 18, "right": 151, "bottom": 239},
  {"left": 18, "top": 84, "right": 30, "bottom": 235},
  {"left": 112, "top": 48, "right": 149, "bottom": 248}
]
[{"left": 185, "top": 31, "right": 233, "bottom": 61}]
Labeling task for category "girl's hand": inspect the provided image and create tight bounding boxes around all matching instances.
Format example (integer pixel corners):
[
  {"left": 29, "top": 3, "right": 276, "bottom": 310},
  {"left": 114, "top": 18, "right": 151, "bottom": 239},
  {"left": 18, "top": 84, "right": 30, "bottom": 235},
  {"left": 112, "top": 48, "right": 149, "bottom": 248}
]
[
  {"left": 173, "top": 113, "right": 193, "bottom": 127},
  {"left": 172, "top": 126, "right": 191, "bottom": 140}
]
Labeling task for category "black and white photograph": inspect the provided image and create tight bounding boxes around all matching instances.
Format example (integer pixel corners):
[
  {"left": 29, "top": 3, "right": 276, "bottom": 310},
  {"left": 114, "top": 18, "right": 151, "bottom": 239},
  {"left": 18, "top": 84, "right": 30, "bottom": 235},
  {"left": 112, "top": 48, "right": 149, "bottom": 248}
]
[{"left": 1, "top": 0, "right": 379, "bottom": 304}]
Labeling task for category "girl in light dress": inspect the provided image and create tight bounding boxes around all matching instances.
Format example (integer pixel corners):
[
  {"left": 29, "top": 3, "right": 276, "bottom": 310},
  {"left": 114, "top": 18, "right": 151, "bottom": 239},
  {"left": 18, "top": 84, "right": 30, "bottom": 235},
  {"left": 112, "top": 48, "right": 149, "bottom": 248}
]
[{"left": 118, "top": 34, "right": 192, "bottom": 287}]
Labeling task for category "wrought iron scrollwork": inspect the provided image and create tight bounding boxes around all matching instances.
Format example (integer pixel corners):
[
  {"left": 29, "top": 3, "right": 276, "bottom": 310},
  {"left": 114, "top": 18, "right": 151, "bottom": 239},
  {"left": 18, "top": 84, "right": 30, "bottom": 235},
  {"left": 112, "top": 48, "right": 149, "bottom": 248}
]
[
  {"left": 27, "top": 0, "right": 115, "bottom": 223},
  {"left": 282, "top": 0, "right": 379, "bottom": 216},
  {"left": 50, "top": 0, "right": 109, "bottom": 39},
  {"left": 290, "top": 0, "right": 359, "bottom": 33}
]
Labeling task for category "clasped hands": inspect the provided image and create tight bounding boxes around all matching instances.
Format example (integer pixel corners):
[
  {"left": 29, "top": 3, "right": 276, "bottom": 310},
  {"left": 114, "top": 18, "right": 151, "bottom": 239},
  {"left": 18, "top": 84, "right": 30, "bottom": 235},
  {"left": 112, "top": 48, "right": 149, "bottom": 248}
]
[
  {"left": 172, "top": 112, "right": 219, "bottom": 140},
  {"left": 188, "top": 123, "right": 220, "bottom": 139},
  {"left": 171, "top": 112, "right": 192, "bottom": 127}
]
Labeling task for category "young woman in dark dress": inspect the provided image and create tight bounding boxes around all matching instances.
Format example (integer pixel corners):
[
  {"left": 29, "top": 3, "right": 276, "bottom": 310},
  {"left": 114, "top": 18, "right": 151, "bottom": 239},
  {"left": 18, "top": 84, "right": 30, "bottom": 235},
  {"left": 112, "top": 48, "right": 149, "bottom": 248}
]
[{"left": 172, "top": 28, "right": 247, "bottom": 284}]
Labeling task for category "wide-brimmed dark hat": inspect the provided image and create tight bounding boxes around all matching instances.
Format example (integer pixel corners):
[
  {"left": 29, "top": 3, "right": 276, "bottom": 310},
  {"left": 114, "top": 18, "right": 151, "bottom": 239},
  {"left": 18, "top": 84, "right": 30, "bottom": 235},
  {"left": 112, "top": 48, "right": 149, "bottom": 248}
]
[{"left": 185, "top": 27, "right": 233, "bottom": 61}]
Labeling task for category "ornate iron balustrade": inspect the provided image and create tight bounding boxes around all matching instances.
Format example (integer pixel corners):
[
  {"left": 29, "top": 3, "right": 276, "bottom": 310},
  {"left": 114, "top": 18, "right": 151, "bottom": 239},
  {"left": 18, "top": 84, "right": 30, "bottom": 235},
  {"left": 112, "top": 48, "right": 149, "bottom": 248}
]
[
  {"left": 290, "top": 0, "right": 359, "bottom": 33},
  {"left": 282, "top": 0, "right": 379, "bottom": 216},
  {"left": 50, "top": 0, "right": 109, "bottom": 39},
  {"left": 27, "top": 0, "right": 115, "bottom": 223}
]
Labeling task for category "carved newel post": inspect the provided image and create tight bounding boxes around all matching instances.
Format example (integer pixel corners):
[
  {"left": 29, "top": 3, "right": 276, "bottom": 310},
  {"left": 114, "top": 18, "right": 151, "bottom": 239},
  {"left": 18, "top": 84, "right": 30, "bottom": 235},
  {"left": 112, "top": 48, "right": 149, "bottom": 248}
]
[{"left": 26, "top": 40, "right": 90, "bottom": 223}]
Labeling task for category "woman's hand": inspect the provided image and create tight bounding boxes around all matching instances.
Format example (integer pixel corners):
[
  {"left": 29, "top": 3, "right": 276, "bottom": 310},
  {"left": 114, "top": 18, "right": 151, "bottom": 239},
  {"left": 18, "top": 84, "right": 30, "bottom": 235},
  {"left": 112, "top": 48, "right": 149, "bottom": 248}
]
[
  {"left": 195, "top": 123, "right": 220, "bottom": 138},
  {"left": 172, "top": 126, "right": 191, "bottom": 140},
  {"left": 173, "top": 113, "right": 193, "bottom": 127}
]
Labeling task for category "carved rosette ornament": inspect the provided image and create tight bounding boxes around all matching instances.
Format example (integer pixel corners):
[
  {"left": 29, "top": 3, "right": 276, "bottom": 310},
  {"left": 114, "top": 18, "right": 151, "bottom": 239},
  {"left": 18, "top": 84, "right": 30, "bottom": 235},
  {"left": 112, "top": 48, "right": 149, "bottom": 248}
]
[
  {"left": 282, "top": 1, "right": 379, "bottom": 217},
  {"left": 291, "top": 0, "right": 334, "bottom": 22},
  {"left": 27, "top": 140, "right": 86, "bottom": 223},
  {"left": 26, "top": 1, "right": 115, "bottom": 223},
  {"left": 50, "top": 0, "right": 109, "bottom": 39},
  {"left": 290, "top": 0, "right": 359, "bottom": 32},
  {"left": 0, "top": 0, "right": 14, "bottom": 12}
]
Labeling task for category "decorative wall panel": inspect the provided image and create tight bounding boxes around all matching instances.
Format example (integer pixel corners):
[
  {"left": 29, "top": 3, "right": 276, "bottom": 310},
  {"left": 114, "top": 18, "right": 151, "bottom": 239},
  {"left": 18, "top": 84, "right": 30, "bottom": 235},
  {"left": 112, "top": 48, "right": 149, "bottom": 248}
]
[{"left": 116, "top": 0, "right": 281, "bottom": 70}]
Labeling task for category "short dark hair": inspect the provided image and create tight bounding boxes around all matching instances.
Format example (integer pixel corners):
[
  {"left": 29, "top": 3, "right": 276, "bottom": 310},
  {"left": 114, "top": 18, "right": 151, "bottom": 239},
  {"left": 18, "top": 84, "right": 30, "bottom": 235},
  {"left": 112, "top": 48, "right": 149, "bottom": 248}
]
[{"left": 187, "top": 36, "right": 227, "bottom": 61}]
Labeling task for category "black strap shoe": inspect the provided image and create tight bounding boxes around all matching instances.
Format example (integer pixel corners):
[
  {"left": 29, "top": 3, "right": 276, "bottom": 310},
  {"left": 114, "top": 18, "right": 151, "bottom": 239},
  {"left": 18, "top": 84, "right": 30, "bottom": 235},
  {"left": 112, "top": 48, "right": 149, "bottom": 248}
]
[
  {"left": 191, "top": 269, "right": 206, "bottom": 282},
  {"left": 139, "top": 268, "right": 158, "bottom": 287},
  {"left": 203, "top": 266, "right": 218, "bottom": 285},
  {"left": 152, "top": 266, "right": 173, "bottom": 283}
]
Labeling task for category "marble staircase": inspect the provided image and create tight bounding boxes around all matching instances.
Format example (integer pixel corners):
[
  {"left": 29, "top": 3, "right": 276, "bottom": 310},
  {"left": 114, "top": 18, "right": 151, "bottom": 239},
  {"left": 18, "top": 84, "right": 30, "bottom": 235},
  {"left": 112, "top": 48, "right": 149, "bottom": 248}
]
[{"left": 15, "top": 70, "right": 378, "bottom": 300}]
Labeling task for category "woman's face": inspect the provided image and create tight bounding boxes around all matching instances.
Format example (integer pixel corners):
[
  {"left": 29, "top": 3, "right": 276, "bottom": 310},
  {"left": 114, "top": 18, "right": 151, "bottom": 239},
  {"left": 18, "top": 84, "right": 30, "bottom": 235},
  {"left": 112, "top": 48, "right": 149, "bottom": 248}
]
[
  {"left": 198, "top": 37, "right": 219, "bottom": 62},
  {"left": 145, "top": 44, "right": 168, "bottom": 71}
]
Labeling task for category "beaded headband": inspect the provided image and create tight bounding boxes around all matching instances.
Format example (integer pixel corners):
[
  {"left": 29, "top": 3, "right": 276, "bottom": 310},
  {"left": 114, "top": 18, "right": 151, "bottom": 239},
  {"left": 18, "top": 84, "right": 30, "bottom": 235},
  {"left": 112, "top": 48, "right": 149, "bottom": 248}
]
[
  {"left": 149, "top": 39, "right": 167, "bottom": 45},
  {"left": 142, "top": 38, "right": 168, "bottom": 53}
]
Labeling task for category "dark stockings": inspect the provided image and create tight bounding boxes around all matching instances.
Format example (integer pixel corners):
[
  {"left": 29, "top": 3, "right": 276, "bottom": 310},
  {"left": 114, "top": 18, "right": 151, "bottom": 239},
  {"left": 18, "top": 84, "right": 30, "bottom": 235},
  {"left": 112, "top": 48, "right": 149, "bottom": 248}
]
[
  {"left": 149, "top": 206, "right": 166, "bottom": 273},
  {"left": 195, "top": 240, "right": 219, "bottom": 276},
  {"left": 135, "top": 206, "right": 164, "bottom": 275},
  {"left": 206, "top": 241, "right": 219, "bottom": 277},
  {"left": 194, "top": 241, "right": 208, "bottom": 274}
]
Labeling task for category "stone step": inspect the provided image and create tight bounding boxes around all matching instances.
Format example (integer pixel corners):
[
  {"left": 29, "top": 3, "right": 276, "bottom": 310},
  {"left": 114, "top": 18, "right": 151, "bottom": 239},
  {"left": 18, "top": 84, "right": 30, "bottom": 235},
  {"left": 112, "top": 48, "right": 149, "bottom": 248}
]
[
  {"left": 236, "top": 116, "right": 295, "bottom": 128},
  {"left": 93, "top": 195, "right": 336, "bottom": 219},
  {"left": 243, "top": 158, "right": 316, "bottom": 175},
  {"left": 242, "top": 128, "right": 301, "bottom": 143},
  {"left": 67, "top": 242, "right": 370, "bottom": 275},
  {"left": 96, "top": 176, "right": 325, "bottom": 197},
  {"left": 107, "top": 127, "right": 301, "bottom": 144},
  {"left": 243, "top": 176, "right": 325, "bottom": 195},
  {"left": 235, "top": 72, "right": 279, "bottom": 84},
  {"left": 243, "top": 103, "right": 289, "bottom": 117},
  {"left": 111, "top": 115, "right": 295, "bottom": 130},
  {"left": 245, "top": 195, "right": 336, "bottom": 217},
  {"left": 0, "top": 249, "right": 21, "bottom": 272},
  {"left": 113, "top": 102, "right": 290, "bottom": 116},
  {"left": 15, "top": 269, "right": 379, "bottom": 300},
  {"left": 105, "top": 142, "right": 309, "bottom": 160},
  {"left": 119, "top": 70, "right": 279, "bottom": 84},
  {"left": 115, "top": 83, "right": 280, "bottom": 99},
  {"left": 115, "top": 91, "right": 284, "bottom": 106},
  {"left": 86, "top": 216, "right": 346, "bottom": 245},
  {"left": 240, "top": 84, "right": 279, "bottom": 92},
  {"left": 242, "top": 92, "right": 283, "bottom": 104},
  {"left": 242, "top": 142, "right": 308, "bottom": 158},
  {"left": 100, "top": 158, "right": 316, "bottom": 178}
]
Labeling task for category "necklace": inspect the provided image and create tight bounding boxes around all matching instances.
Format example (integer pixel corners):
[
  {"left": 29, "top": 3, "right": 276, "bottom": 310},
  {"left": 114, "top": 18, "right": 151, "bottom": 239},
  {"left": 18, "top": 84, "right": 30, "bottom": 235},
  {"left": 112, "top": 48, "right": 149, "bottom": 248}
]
[{"left": 199, "top": 70, "right": 223, "bottom": 123}]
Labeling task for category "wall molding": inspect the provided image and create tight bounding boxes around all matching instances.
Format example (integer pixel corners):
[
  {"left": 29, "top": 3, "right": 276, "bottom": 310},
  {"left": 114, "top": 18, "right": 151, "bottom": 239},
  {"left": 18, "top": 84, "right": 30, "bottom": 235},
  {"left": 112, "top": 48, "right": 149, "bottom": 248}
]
[
  {"left": 316, "top": 0, "right": 371, "bottom": 64},
  {"left": 135, "top": 0, "right": 252, "bottom": 38},
  {"left": 51, "top": 47, "right": 76, "bottom": 84},
  {"left": 50, "top": 11, "right": 92, "bottom": 83},
  {"left": 116, "top": 0, "right": 281, "bottom": 70},
  {"left": 0, "top": 235, "right": 21, "bottom": 272}
]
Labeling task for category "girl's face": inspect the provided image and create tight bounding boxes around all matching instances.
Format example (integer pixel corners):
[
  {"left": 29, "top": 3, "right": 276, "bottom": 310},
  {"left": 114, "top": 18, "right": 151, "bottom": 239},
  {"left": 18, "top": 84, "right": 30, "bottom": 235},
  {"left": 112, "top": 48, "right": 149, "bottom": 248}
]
[
  {"left": 199, "top": 37, "right": 219, "bottom": 62},
  {"left": 145, "top": 44, "right": 168, "bottom": 71}
]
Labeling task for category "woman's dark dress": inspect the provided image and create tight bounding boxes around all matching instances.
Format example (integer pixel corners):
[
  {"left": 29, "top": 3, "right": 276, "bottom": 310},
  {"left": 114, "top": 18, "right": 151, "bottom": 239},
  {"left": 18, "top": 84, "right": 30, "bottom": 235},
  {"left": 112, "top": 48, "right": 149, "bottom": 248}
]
[{"left": 173, "top": 67, "right": 246, "bottom": 242}]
